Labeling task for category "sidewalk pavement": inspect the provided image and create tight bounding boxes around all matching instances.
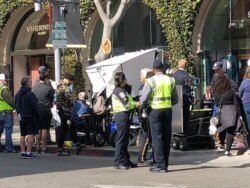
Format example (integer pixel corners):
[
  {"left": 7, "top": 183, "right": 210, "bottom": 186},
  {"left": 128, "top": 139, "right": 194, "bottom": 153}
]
[{"left": 1, "top": 124, "right": 248, "bottom": 158}]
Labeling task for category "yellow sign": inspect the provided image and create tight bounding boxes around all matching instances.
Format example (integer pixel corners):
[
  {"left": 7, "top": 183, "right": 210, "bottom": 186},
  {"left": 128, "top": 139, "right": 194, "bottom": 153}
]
[{"left": 101, "top": 39, "right": 112, "bottom": 54}]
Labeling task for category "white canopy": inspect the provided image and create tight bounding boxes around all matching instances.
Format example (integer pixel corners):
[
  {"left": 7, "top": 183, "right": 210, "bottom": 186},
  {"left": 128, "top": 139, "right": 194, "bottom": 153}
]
[{"left": 86, "top": 48, "right": 157, "bottom": 98}]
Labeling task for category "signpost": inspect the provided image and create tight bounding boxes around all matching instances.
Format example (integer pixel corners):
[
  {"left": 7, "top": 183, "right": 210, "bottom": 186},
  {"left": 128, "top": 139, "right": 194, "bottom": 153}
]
[{"left": 52, "top": 21, "right": 67, "bottom": 49}]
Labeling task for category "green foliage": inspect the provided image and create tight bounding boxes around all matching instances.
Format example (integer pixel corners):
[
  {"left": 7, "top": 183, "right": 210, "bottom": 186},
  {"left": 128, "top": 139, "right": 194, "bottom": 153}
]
[
  {"left": 0, "top": 0, "right": 202, "bottom": 85},
  {"left": 73, "top": 60, "right": 85, "bottom": 96},
  {"left": 0, "top": 0, "right": 33, "bottom": 33},
  {"left": 61, "top": 49, "right": 85, "bottom": 96},
  {"left": 143, "top": 0, "right": 202, "bottom": 72},
  {"left": 79, "top": 0, "right": 95, "bottom": 23}
]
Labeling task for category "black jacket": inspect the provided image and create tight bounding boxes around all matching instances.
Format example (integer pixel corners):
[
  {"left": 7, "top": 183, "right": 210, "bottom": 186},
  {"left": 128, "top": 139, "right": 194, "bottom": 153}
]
[{"left": 15, "top": 86, "right": 40, "bottom": 120}]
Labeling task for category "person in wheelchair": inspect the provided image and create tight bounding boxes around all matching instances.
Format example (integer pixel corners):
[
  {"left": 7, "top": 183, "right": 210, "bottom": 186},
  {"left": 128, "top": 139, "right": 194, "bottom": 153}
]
[{"left": 72, "top": 92, "right": 91, "bottom": 128}]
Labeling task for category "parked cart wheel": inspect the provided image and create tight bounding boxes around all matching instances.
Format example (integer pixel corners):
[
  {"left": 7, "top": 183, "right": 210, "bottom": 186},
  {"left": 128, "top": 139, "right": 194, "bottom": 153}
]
[
  {"left": 172, "top": 137, "right": 180, "bottom": 150},
  {"left": 179, "top": 138, "right": 188, "bottom": 151},
  {"left": 91, "top": 130, "right": 106, "bottom": 147}
]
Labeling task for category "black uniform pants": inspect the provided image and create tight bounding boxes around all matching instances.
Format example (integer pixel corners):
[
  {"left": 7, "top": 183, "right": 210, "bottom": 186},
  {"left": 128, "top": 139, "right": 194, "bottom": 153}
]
[
  {"left": 149, "top": 108, "right": 172, "bottom": 169},
  {"left": 114, "top": 111, "right": 130, "bottom": 167}
]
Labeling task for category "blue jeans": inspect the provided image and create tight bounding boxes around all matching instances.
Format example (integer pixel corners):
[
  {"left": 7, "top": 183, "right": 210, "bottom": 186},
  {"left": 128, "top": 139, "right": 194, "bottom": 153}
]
[
  {"left": 0, "top": 112, "right": 14, "bottom": 151},
  {"left": 243, "top": 103, "right": 250, "bottom": 149}
]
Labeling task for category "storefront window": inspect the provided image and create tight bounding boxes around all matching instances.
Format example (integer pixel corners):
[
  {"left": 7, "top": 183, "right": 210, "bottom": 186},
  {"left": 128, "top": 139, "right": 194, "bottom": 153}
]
[{"left": 201, "top": 0, "right": 250, "bottom": 84}]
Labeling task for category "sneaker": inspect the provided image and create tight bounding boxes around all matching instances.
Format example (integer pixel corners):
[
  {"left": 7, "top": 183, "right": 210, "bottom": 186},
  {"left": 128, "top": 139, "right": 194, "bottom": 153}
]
[
  {"left": 27, "top": 153, "right": 38, "bottom": 159},
  {"left": 217, "top": 144, "right": 225, "bottom": 151},
  {"left": 57, "top": 149, "right": 71, "bottom": 156},
  {"left": 225, "top": 151, "right": 232, "bottom": 156},
  {"left": 37, "top": 149, "right": 47, "bottom": 154},
  {"left": 4, "top": 149, "right": 18, "bottom": 153},
  {"left": 36, "top": 149, "right": 41, "bottom": 154},
  {"left": 41, "top": 149, "right": 48, "bottom": 154},
  {"left": 20, "top": 153, "right": 29, "bottom": 159},
  {"left": 21, "top": 153, "right": 38, "bottom": 159}
]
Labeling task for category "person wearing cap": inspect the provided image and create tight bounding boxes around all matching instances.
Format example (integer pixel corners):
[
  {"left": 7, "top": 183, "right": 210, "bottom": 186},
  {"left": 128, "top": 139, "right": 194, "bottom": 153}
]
[
  {"left": 0, "top": 73, "right": 16, "bottom": 153},
  {"left": 172, "top": 59, "right": 192, "bottom": 134},
  {"left": 210, "top": 61, "right": 238, "bottom": 92},
  {"left": 37, "top": 65, "right": 55, "bottom": 145},
  {"left": 56, "top": 72, "right": 79, "bottom": 156},
  {"left": 38, "top": 66, "right": 51, "bottom": 85},
  {"left": 140, "top": 60, "right": 178, "bottom": 173},
  {"left": 32, "top": 70, "right": 55, "bottom": 154},
  {"left": 210, "top": 61, "right": 238, "bottom": 150}
]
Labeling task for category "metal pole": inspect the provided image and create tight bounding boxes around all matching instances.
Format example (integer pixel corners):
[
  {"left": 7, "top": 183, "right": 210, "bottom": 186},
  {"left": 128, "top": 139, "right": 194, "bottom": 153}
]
[
  {"left": 229, "top": 0, "right": 232, "bottom": 52},
  {"left": 34, "top": 0, "right": 41, "bottom": 11},
  {"left": 149, "top": 9, "right": 152, "bottom": 45},
  {"left": 52, "top": 0, "right": 61, "bottom": 83},
  {"left": 54, "top": 48, "right": 61, "bottom": 83}
]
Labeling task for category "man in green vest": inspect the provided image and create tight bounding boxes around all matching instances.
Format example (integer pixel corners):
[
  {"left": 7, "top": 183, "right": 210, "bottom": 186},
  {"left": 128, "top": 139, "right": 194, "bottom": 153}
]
[
  {"left": 140, "top": 60, "right": 178, "bottom": 173},
  {"left": 0, "top": 73, "right": 16, "bottom": 153}
]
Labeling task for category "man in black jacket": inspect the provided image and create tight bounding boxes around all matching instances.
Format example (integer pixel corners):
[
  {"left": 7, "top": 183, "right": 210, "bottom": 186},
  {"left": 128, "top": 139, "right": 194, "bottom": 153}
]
[
  {"left": 15, "top": 76, "right": 40, "bottom": 159},
  {"left": 172, "top": 59, "right": 192, "bottom": 134}
]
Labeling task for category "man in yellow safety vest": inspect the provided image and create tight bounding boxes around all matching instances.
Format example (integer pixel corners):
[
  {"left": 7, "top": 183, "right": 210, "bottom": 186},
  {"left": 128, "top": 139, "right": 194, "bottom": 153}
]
[{"left": 140, "top": 60, "right": 178, "bottom": 173}]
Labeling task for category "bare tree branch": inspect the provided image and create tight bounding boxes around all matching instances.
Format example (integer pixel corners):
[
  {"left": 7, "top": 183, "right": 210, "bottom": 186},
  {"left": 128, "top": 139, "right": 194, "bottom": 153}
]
[
  {"left": 94, "top": 0, "right": 108, "bottom": 22},
  {"left": 107, "top": 0, "right": 111, "bottom": 18},
  {"left": 93, "top": 0, "right": 136, "bottom": 62}
]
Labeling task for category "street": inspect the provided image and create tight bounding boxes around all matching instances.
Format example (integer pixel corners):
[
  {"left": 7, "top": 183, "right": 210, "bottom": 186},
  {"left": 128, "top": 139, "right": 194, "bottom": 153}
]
[{"left": 1, "top": 150, "right": 250, "bottom": 188}]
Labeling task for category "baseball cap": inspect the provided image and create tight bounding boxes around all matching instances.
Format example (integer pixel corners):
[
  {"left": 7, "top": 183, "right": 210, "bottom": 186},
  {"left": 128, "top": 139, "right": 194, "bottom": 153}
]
[
  {"left": 0, "top": 73, "right": 10, "bottom": 81},
  {"left": 153, "top": 59, "right": 164, "bottom": 69},
  {"left": 38, "top": 66, "right": 49, "bottom": 73},
  {"left": 212, "top": 61, "right": 223, "bottom": 70}
]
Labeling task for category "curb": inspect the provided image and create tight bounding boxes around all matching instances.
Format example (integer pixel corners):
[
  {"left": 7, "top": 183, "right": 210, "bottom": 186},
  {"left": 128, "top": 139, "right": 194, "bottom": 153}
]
[{"left": 12, "top": 144, "right": 241, "bottom": 157}]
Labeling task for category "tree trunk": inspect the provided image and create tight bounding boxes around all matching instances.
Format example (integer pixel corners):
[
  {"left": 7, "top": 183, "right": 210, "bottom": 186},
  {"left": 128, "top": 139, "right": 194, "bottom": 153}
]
[{"left": 94, "top": 0, "right": 136, "bottom": 63}]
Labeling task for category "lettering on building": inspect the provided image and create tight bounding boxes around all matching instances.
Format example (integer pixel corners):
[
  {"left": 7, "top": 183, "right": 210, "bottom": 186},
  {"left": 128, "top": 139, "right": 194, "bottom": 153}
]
[{"left": 26, "top": 24, "right": 50, "bottom": 35}]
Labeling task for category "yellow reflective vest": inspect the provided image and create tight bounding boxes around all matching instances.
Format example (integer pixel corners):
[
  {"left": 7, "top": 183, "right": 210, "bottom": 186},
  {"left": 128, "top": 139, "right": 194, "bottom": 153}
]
[
  {"left": 0, "top": 85, "right": 13, "bottom": 111},
  {"left": 112, "top": 88, "right": 136, "bottom": 113},
  {"left": 147, "top": 74, "right": 175, "bottom": 109}
]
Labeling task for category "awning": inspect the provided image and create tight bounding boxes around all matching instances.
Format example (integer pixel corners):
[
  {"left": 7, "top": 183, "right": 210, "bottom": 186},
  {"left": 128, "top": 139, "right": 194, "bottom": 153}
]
[
  {"left": 11, "top": 49, "right": 54, "bottom": 56},
  {"left": 86, "top": 48, "right": 157, "bottom": 97}
]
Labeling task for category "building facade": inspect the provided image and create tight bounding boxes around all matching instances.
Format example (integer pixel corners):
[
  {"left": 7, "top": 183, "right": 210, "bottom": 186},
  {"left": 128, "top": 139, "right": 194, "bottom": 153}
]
[{"left": 0, "top": 0, "right": 249, "bottom": 96}]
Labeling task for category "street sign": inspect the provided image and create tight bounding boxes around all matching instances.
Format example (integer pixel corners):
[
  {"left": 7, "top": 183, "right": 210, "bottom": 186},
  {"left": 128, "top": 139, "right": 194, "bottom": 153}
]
[{"left": 52, "top": 21, "right": 67, "bottom": 48}]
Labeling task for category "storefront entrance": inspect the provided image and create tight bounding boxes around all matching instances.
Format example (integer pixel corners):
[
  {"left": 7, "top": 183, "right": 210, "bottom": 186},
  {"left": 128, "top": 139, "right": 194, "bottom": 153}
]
[{"left": 197, "top": 0, "right": 250, "bottom": 92}]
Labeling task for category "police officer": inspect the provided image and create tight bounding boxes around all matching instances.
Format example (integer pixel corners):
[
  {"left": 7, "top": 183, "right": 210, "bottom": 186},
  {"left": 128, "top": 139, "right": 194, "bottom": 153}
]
[
  {"left": 112, "top": 72, "right": 138, "bottom": 170},
  {"left": 56, "top": 73, "right": 80, "bottom": 156},
  {"left": 140, "top": 60, "right": 178, "bottom": 173}
]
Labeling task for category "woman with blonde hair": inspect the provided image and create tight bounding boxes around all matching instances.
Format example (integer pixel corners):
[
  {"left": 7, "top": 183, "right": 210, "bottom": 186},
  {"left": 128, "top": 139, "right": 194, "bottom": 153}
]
[{"left": 239, "top": 67, "right": 250, "bottom": 155}]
